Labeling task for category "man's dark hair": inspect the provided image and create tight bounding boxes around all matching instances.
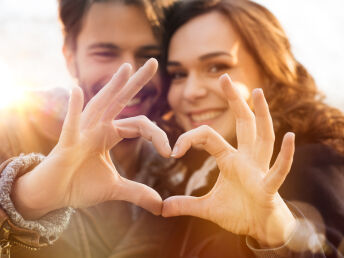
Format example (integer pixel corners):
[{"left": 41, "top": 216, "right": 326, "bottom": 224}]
[{"left": 58, "top": 0, "right": 165, "bottom": 50}]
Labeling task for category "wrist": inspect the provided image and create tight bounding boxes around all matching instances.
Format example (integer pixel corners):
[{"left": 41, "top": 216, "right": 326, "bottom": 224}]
[
  {"left": 254, "top": 195, "right": 297, "bottom": 248},
  {"left": 11, "top": 174, "right": 58, "bottom": 220}
]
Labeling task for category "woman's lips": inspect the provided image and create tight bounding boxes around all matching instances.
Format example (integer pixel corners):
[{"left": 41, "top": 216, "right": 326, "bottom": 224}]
[{"left": 188, "top": 109, "right": 226, "bottom": 127}]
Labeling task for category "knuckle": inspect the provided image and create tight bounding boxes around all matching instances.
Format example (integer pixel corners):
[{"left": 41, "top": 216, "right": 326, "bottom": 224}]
[
  {"left": 137, "top": 115, "right": 149, "bottom": 123},
  {"left": 199, "top": 124, "right": 210, "bottom": 131},
  {"left": 135, "top": 115, "right": 148, "bottom": 127},
  {"left": 199, "top": 125, "right": 213, "bottom": 135}
]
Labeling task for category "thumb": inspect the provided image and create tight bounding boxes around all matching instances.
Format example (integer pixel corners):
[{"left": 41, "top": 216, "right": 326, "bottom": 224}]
[
  {"left": 162, "top": 195, "right": 205, "bottom": 218},
  {"left": 114, "top": 177, "right": 163, "bottom": 215}
]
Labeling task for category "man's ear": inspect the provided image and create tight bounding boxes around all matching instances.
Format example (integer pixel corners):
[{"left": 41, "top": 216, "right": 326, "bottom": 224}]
[{"left": 63, "top": 43, "right": 77, "bottom": 78}]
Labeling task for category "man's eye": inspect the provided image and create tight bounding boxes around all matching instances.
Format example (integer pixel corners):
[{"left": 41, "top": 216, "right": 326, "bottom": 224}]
[
  {"left": 136, "top": 56, "right": 158, "bottom": 66},
  {"left": 136, "top": 54, "right": 161, "bottom": 66},
  {"left": 93, "top": 52, "right": 119, "bottom": 58},
  {"left": 168, "top": 71, "right": 187, "bottom": 81}
]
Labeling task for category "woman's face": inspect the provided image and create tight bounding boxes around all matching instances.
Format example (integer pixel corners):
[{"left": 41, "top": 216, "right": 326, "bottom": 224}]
[{"left": 167, "top": 11, "right": 265, "bottom": 142}]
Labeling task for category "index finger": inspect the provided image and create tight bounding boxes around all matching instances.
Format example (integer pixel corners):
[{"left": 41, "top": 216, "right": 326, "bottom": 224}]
[
  {"left": 220, "top": 74, "right": 256, "bottom": 153},
  {"left": 171, "top": 125, "right": 236, "bottom": 159},
  {"left": 102, "top": 58, "right": 158, "bottom": 121}
]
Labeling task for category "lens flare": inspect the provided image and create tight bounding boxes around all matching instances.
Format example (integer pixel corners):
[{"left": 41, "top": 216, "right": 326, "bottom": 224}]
[{"left": 0, "top": 60, "right": 27, "bottom": 109}]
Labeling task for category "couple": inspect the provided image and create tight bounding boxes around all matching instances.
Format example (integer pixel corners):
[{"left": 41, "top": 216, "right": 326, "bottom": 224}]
[{"left": 1, "top": 0, "right": 344, "bottom": 257}]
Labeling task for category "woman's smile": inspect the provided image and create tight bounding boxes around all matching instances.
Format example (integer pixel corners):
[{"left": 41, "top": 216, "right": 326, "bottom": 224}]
[{"left": 187, "top": 108, "right": 228, "bottom": 127}]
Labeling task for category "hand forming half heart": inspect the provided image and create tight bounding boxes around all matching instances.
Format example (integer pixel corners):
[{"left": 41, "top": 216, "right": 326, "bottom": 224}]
[
  {"left": 12, "top": 58, "right": 171, "bottom": 219},
  {"left": 162, "top": 74, "right": 297, "bottom": 247}
]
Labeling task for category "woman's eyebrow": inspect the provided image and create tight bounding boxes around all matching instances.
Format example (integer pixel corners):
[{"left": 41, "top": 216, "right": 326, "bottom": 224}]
[
  {"left": 199, "top": 51, "right": 233, "bottom": 61},
  {"left": 167, "top": 52, "right": 233, "bottom": 67}
]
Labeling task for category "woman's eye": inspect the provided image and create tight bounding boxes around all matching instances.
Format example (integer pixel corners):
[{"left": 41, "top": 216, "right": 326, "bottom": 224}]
[{"left": 208, "top": 64, "right": 230, "bottom": 74}]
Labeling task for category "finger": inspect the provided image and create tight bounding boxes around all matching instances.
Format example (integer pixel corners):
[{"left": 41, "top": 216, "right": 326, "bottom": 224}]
[
  {"left": 102, "top": 58, "right": 158, "bottom": 121},
  {"left": 220, "top": 74, "right": 256, "bottom": 152},
  {"left": 264, "top": 132, "right": 295, "bottom": 194},
  {"left": 83, "top": 63, "right": 132, "bottom": 122},
  {"left": 162, "top": 195, "right": 206, "bottom": 218},
  {"left": 113, "top": 116, "right": 171, "bottom": 158},
  {"left": 59, "top": 86, "right": 84, "bottom": 146},
  {"left": 171, "top": 125, "right": 235, "bottom": 159},
  {"left": 252, "top": 88, "right": 275, "bottom": 170},
  {"left": 114, "top": 177, "right": 162, "bottom": 215}
]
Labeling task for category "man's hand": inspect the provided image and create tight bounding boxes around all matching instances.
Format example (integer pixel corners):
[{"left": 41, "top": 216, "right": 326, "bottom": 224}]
[{"left": 12, "top": 58, "right": 171, "bottom": 219}]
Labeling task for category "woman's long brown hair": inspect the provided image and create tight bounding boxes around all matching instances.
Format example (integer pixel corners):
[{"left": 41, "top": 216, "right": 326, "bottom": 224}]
[{"left": 157, "top": 0, "right": 344, "bottom": 154}]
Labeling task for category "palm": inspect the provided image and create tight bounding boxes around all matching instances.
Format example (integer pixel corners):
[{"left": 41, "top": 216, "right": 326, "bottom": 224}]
[
  {"left": 205, "top": 154, "right": 272, "bottom": 236},
  {"left": 163, "top": 74, "right": 296, "bottom": 245}
]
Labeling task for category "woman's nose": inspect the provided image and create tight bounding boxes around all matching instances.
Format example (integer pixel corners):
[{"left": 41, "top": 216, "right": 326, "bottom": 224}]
[{"left": 183, "top": 74, "right": 207, "bottom": 101}]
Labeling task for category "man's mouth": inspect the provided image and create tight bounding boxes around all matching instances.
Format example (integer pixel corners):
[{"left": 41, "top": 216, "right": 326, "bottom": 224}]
[
  {"left": 126, "top": 86, "right": 157, "bottom": 107},
  {"left": 117, "top": 86, "right": 158, "bottom": 118},
  {"left": 126, "top": 97, "right": 141, "bottom": 107},
  {"left": 86, "top": 80, "right": 158, "bottom": 118}
]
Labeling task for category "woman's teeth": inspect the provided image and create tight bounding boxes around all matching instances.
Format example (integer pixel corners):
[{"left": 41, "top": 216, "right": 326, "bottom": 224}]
[
  {"left": 190, "top": 110, "right": 223, "bottom": 122},
  {"left": 127, "top": 97, "right": 141, "bottom": 107}
]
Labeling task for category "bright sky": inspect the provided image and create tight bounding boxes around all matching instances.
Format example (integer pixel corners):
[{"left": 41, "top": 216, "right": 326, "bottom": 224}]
[{"left": 0, "top": 0, "right": 343, "bottom": 110}]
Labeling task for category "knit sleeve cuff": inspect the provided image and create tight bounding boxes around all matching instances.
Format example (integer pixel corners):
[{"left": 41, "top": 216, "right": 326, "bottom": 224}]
[{"left": 0, "top": 153, "right": 74, "bottom": 244}]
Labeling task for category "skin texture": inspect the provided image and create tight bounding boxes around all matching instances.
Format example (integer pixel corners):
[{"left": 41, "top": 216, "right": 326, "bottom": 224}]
[{"left": 163, "top": 12, "right": 297, "bottom": 247}]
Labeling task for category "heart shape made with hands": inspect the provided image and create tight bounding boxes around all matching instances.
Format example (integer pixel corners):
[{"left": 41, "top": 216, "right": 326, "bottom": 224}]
[{"left": 13, "top": 60, "right": 296, "bottom": 246}]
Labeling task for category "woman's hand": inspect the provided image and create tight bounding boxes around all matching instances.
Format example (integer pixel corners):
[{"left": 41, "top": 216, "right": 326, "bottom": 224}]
[
  {"left": 162, "top": 74, "right": 296, "bottom": 247},
  {"left": 12, "top": 58, "right": 171, "bottom": 219}
]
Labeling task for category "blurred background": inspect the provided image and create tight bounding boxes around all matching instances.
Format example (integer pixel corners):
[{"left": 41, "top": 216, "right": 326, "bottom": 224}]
[{"left": 0, "top": 0, "right": 343, "bottom": 110}]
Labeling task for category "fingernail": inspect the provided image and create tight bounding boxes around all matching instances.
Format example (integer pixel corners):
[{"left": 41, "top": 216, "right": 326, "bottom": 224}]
[
  {"left": 220, "top": 73, "right": 231, "bottom": 82},
  {"left": 171, "top": 146, "right": 179, "bottom": 157},
  {"left": 253, "top": 88, "right": 263, "bottom": 96},
  {"left": 116, "top": 63, "right": 131, "bottom": 75},
  {"left": 287, "top": 132, "right": 295, "bottom": 140}
]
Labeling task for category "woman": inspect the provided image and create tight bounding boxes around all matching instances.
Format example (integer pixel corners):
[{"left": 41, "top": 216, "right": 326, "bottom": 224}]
[{"left": 151, "top": 0, "right": 344, "bottom": 256}]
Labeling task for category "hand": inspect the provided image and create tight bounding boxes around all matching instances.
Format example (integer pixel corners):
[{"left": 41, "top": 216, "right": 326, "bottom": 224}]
[
  {"left": 12, "top": 58, "right": 171, "bottom": 219},
  {"left": 162, "top": 74, "right": 296, "bottom": 247}
]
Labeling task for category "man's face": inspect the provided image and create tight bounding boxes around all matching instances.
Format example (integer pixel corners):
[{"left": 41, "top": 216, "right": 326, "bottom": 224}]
[{"left": 65, "top": 2, "right": 161, "bottom": 119}]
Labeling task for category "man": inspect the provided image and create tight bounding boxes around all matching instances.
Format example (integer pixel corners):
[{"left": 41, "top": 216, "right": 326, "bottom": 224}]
[{"left": 0, "top": 1, "right": 172, "bottom": 257}]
